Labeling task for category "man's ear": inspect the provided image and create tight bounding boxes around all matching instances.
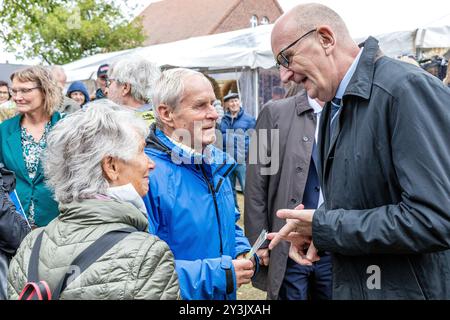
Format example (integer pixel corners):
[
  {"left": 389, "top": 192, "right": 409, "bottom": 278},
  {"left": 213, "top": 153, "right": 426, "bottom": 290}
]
[
  {"left": 156, "top": 104, "right": 175, "bottom": 128},
  {"left": 101, "top": 156, "right": 119, "bottom": 182},
  {"left": 316, "top": 25, "right": 336, "bottom": 54}
]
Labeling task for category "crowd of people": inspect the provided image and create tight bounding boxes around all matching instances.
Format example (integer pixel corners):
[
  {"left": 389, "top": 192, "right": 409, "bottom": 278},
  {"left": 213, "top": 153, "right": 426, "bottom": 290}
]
[{"left": 0, "top": 3, "right": 449, "bottom": 301}]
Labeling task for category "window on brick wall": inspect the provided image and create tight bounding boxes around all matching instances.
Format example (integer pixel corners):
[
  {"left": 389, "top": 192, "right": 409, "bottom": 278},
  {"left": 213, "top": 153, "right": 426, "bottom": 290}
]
[
  {"left": 250, "top": 15, "right": 258, "bottom": 27},
  {"left": 261, "top": 16, "right": 269, "bottom": 25}
]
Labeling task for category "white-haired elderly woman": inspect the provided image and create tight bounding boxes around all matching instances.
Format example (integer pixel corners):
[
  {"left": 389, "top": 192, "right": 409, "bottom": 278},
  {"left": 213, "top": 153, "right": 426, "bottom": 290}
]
[
  {"left": 7, "top": 100, "right": 180, "bottom": 300},
  {"left": 105, "top": 57, "right": 161, "bottom": 126}
]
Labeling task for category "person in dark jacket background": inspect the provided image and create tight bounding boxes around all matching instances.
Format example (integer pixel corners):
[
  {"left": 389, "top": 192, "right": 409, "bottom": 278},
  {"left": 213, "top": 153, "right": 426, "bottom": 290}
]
[
  {"left": 0, "top": 164, "right": 30, "bottom": 299},
  {"left": 66, "top": 81, "right": 90, "bottom": 108},
  {"left": 269, "top": 3, "right": 450, "bottom": 299},
  {"left": 92, "top": 64, "right": 109, "bottom": 101},
  {"left": 219, "top": 92, "right": 256, "bottom": 210}
]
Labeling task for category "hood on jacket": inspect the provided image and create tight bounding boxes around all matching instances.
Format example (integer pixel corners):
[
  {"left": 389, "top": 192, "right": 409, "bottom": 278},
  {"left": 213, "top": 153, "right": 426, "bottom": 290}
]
[
  {"left": 58, "top": 198, "right": 149, "bottom": 232},
  {"left": 67, "top": 81, "right": 90, "bottom": 106},
  {"left": 145, "top": 123, "right": 236, "bottom": 171}
]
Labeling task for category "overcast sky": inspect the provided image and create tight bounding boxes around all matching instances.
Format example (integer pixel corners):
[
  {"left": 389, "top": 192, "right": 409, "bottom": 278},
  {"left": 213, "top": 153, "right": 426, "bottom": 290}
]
[
  {"left": 126, "top": 0, "right": 450, "bottom": 37},
  {"left": 2, "top": 0, "right": 449, "bottom": 63},
  {"left": 279, "top": 0, "right": 450, "bottom": 37}
]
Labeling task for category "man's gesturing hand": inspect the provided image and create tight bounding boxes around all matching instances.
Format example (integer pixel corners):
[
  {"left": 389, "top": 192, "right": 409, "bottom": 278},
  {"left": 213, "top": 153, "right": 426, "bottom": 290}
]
[
  {"left": 268, "top": 204, "right": 315, "bottom": 249},
  {"left": 266, "top": 204, "right": 319, "bottom": 265}
]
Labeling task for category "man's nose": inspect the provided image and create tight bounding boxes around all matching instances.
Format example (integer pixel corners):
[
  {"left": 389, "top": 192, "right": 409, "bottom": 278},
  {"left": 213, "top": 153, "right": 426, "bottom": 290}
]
[
  {"left": 207, "top": 103, "right": 219, "bottom": 120},
  {"left": 279, "top": 66, "right": 293, "bottom": 83}
]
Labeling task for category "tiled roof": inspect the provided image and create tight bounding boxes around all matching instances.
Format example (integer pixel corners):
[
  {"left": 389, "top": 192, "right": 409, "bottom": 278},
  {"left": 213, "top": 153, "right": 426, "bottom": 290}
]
[{"left": 138, "top": 0, "right": 283, "bottom": 45}]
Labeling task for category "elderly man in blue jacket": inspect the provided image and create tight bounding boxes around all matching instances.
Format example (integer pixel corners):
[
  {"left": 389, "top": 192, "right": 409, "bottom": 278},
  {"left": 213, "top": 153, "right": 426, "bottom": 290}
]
[{"left": 144, "top": 68, "right": 258, "bottom": 300}]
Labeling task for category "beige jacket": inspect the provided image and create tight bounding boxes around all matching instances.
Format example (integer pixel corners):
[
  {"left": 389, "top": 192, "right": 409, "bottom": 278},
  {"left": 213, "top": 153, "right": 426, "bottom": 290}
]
[{"left": 8, "top": 198, "right": 179, "bottom": 300}]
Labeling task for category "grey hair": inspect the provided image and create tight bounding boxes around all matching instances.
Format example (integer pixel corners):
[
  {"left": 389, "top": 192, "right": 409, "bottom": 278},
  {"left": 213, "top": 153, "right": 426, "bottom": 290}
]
[
  {"left": 152, "top": 68, "right": 205, "bottom": 128},
  {"left": 109, "top": 57, "right": 161, "bottom": 104},
  {"left": 43, "top": 99, "right": 149, "bottom": 204}
]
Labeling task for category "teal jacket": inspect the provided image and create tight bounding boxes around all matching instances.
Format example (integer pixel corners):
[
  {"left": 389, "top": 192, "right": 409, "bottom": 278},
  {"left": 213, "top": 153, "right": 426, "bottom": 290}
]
[{"left": 0, "top": 112, "right": 62, "bottom": 227}]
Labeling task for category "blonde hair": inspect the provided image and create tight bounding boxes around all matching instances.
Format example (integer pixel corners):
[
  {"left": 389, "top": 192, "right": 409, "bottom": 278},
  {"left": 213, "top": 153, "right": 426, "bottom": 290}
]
[{"left": 10, "top": 65, "right": 62, "bottom": 116}]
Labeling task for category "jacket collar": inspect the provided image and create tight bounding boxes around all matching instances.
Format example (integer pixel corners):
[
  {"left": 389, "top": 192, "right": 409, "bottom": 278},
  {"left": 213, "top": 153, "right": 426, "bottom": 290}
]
[
  {"left": 58, "top": 198, "right": 149, "bottom": 232},
  {"left": 224, "top": 107, "right": 244, "bottom": 121},
  {"left": 344, "top": 37, "right": 383, "bottom": 100},
  {"left": 145, "top": 123, "right": 236, "bottom": 179},
  {"left": 294, "top": 88, "right": 314, "bottom": 116}
]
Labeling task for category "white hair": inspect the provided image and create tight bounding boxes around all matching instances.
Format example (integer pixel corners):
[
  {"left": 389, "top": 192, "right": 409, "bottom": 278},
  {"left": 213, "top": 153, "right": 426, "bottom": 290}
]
[
  {"left": 109, "top": 56, "right": 161, "bottom": 104},
  {"left": 43, "top": 99, "right": 149, "bottom": 204},
  {"left": 152, "top": 68, "right": 205, "bottom": 128}
]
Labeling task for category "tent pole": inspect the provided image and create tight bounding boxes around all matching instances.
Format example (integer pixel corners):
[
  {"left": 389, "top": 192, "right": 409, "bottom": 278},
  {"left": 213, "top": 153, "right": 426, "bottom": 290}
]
[{"left": 254, "top": 68, "right": 259, "bottom": 118}]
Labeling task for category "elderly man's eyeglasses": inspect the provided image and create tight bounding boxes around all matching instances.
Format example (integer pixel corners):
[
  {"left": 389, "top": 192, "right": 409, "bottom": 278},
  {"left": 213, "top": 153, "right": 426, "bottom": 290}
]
[
  {"left": 276, "top": 29, "right": 316, "bottom": 69},
  {"left": 105, "top": 78, "right": 116, "bottom": 88},
  {"left": 9, "top": 87, "right": 41, "bottom": 96}
]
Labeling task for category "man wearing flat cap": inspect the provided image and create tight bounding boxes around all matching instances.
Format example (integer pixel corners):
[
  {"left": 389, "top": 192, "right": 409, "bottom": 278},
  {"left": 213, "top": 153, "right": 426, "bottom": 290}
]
[
  {"left": 92, "top": 63, "right": 109, "bottom": 100},
  {"left": 220, "top": 92, "right": 256, "bottom": 210}
]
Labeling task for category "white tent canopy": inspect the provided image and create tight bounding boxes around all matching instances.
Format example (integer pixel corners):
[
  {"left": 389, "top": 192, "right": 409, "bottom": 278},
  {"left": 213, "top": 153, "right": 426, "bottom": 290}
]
[
  {"left": 64, "top": 24, "right": 275, "bottom": 82},
  {"left": 359, "top": 25, "right": 450, "bottom": 58},
  {"left": 416, "top": 25, "right": 450, "bottom": 49},
  {"left": 64, "top": 23, "right": 450, "bottom": 82}
]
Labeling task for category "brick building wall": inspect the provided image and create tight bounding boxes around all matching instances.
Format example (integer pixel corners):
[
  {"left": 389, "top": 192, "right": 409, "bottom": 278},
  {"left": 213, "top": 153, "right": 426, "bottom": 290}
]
[{"left": 214, "top": 0, "right": 283, "bottom": 34}]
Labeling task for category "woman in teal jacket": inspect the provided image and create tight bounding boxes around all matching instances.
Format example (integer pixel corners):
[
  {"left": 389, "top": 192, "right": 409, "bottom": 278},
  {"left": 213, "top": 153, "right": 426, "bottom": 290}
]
[{"left": 0, "top": 66, "right": 62, "bottom": 228}]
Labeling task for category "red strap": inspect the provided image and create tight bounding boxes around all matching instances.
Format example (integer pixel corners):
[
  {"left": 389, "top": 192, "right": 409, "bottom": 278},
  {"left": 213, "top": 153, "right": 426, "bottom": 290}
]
[
  {"left": 38, "top": 281, "right": 52, "bottom": 300},
  {"left": 18, "top": 281, "right": 52, "bottom": 300},
  {"left": 18, "top": 283, "right": 40, "bottom": 300}
]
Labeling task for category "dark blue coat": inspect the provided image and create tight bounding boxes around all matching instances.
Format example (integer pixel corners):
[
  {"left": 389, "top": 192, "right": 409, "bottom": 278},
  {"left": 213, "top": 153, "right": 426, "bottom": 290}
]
[
  {"left": 314, "top": 37, "right": 450, "bottom": 299},
  {"left": 219, "top": 108, "right": 256, "bottom": 163}
]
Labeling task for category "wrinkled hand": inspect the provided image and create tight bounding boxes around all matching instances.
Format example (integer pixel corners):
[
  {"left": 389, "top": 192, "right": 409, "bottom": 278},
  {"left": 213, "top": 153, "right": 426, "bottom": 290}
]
[
  {"left": 268, "top": 205, "right": 314, "bottom": 250},
  {"left": 266, "top": 232, "right": 313, "bottom": 265},
  {"left": 256, "top": 248, "right": 270, "bottom": 266},
  {"left": 305, "top": 242, "right": 320, "bottom": 264},
  {"left": 232, "top": 259, "right": 254, "bottom": 288},
  {"left": 267, "top": 204, "right": 319, "bottom": 266}
]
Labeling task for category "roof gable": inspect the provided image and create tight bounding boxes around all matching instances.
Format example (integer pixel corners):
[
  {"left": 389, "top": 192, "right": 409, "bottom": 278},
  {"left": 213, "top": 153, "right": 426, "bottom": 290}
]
[{"left": 138, "top": 0, "right": 283, "bottom": 45}]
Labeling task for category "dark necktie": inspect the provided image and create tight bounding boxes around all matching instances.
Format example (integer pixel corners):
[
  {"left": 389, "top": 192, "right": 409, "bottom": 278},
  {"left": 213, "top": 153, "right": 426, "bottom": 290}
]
[
  {"left": 330, "top": 97, "right": 341, "bottom": 139},
  {"left": 303, "top": 141, "right": 320, "bottom": 209}
]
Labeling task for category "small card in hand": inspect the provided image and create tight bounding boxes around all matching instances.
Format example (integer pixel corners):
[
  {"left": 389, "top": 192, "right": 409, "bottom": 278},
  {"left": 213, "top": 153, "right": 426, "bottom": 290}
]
[{"left": 246, "top": 229, "right": 268, "bottom": 259}]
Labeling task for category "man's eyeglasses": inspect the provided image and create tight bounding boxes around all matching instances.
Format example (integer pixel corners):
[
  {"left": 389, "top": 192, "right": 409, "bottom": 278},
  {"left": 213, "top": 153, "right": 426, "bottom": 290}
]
[
  {"left": 276, "top": 29, "right": 316, "bottom": 69},
  {"left": 9, "top": 87, "right": 41, "bottom": 96}
]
